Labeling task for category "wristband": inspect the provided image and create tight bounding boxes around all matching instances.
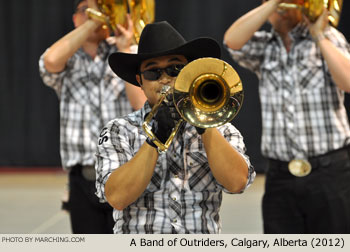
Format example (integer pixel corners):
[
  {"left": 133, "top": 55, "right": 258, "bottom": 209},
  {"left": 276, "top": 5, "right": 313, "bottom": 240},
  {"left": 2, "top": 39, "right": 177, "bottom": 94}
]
[
  {"left": 146, "top": 138, "right": 157, "bottom": 149},
  {"left": 195, "top": 127, "right": 206, "bottom": 135}
]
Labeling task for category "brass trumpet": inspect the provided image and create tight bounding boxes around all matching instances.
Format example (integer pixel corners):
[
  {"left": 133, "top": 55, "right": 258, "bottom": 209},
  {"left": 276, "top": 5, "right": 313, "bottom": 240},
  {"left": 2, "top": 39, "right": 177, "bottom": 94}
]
[
  {"left": 278, "top": 0, "right": 343, "bottom": 27},
  {"left": 86, "top": 0, "right": 155, "bottom": 43},
  {"left": 143, "top": 57, "right": 244, "bottom": 153}
]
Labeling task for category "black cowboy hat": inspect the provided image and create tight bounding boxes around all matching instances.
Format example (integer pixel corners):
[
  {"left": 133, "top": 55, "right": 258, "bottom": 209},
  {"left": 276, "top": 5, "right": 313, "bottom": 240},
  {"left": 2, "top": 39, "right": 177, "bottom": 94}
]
[{"left": 108, "top": 21, "right": 221, "bottom": 86}]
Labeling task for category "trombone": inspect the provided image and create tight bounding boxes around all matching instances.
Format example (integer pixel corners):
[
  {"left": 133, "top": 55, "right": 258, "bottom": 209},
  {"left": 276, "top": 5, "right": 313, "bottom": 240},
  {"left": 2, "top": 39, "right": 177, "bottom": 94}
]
[{"left": 143, "top": 57, "right": 244, "bottom": 153}]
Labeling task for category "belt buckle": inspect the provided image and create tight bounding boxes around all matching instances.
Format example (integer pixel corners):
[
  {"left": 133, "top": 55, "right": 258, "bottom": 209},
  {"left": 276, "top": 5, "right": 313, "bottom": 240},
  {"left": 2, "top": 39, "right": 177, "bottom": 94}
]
[
  {"left": 288, "top": 159, "right": 312, "bottom": 177},
  {"left": 81, "top": 165, "right": 96, "bottom": 181}
]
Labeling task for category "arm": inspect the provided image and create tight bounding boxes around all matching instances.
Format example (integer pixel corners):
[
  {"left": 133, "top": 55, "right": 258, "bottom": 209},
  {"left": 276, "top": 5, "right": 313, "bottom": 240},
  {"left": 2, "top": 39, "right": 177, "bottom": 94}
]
[
  {"left": 105, "top": 142, "right": 158, "bottom": 210},
  {"left": 224, "top": 0, "right": 281, "bottom": 50},
  {"left": 104, "top": 104, "right": 178, "bottom": 210},
  {"left": 308, "top": 10, "right": 350, "bottom": 93},
  {"left": 43, "top": 20, "right": 101, "bottom": 73},
  {"left": 201, "top": 128, "right": 249, "bottom": 193},
  {"left": 319, "top": 40, "right": 350, "bottom": 92},
  {"left": 44, "top": 0, "right": 104, "bottom": 73}
]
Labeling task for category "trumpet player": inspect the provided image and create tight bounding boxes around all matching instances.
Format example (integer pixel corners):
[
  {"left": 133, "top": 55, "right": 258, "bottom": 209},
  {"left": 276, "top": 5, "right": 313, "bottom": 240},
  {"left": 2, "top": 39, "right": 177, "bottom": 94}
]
[
  {"left": 224, "top": 0, "right": 350, "bottom": 233},
  {"left": 38, "top": 0, "right": 146, "bottom": 233},
  {"left": 95, "top": 21, "right": 256, "bottom": 234}
]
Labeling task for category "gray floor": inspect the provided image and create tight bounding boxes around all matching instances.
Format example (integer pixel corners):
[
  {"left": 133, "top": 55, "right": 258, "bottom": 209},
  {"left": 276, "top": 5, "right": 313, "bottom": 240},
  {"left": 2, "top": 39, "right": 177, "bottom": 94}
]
[{"left": 0, "top": 171, "right": 264, "bottom": 234}]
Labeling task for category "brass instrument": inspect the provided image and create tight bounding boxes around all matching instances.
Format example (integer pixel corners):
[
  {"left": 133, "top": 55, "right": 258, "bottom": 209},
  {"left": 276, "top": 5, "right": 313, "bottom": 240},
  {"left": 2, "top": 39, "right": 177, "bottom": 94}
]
[
  {"left": 86, "top": 0, "right": 155, "bottom": 43},
  {"left": 278, "top": 0, "right": 343, "bottom": 27},
  {"left": 143, "top": 58, "right": 244, "bottom": 153}
]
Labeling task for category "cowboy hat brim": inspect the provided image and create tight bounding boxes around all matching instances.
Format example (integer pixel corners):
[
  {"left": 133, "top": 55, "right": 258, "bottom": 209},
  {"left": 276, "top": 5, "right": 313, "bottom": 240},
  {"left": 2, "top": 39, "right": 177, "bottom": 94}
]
[{"left": 108, "top": 37, "right": 221, "bottom": 86}]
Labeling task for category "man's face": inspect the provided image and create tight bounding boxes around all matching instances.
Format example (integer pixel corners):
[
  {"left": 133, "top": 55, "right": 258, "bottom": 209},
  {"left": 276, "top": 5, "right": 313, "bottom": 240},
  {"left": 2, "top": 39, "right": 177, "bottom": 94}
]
[
  {"left": 73, "top": 0, "right": 108, "bottom": 42},
  {"left": 137, "top": 55, "right": 188, "bottom": 106},
  {"left": 265, "top": 0, "right": 303, "bottom": 33}
]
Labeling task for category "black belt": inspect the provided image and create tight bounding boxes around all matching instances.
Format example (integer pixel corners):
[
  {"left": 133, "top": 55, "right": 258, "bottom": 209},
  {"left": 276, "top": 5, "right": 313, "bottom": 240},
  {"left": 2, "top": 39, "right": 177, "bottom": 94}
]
[
  {"left": 268, "top": 145, "right": 350, "bottom": 175},
  {"left": 70, "top": 164, "right": 96, "bottom": 181}
]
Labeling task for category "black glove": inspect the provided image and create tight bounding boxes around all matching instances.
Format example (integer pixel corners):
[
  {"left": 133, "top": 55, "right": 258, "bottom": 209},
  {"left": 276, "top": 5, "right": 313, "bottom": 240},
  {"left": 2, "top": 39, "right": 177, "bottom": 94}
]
[
  {"left": 195, "top": 127, "right": 206, "bottom": 135},
  {"left": 146, "top": 101, "right": 182, "bottom": 148}
]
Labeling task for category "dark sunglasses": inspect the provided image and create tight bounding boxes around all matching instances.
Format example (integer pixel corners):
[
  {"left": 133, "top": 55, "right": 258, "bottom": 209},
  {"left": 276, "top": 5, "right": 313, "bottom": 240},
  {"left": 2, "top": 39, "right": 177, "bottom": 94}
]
[{"left": 140, "top": 64, "right": 185, "bottom": 81}]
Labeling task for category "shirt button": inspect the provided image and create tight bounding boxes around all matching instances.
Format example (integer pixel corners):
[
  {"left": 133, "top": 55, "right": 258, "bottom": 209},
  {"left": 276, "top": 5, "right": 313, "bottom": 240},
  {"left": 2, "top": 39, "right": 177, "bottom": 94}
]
[
  {"left": 172, "top": 197, "right": 177, "bottom": 201},
  {"left": 173, "top": 154, "right": 177, "bottom": 158},
  {"left": 189, "top": 162, "right": 193, "bottom": 166},
  {"left": 174, "top": 174, "right": 178, "bottom": 178},
  {"left": 173, "top": 219, "right": 177, "bottom": 223}
]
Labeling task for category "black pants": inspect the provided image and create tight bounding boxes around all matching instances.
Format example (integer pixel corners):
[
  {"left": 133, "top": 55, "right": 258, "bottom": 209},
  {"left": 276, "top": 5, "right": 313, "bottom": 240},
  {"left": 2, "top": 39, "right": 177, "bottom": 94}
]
[
  {"left": 68, "top": 165, "right": 114, "bottom": 234},
  {"left": 263, "top": 146, "right": 350, "bottom": 233}
]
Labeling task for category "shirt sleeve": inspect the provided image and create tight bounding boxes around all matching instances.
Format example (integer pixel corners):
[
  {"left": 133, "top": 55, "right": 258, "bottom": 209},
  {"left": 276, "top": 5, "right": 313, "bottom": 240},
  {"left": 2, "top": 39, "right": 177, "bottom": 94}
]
[
  {"left": 38, "top": 50, "right": 68, "bottom": 97},
  {"left": 225, "top": 30, "right": 271, "bottom": 78},
  {"left": 325, "top": 27, "right": 350, "bottom": 58},
  {"left": 104, "top": 63, "right": 126, "bottom": 99},
  {"left": 217, "top": 123, "right": 256, "bottom": 194},
  {"left": 95, "top": 119, "right": 135, "bottom": 202}
]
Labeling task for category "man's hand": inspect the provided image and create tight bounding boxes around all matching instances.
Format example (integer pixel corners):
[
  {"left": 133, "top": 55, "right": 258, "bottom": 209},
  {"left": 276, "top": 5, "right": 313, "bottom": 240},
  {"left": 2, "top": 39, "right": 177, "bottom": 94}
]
[
  {"left": 153, "top": 102, "right": 182, "bottom": 143},
  {"left": 87, "top": 0, "right": 99, "bottom": 10},
  {"left": 146, "top": 101, "right": 182, "bottom": 148},
  {"left": 304, "top": 8, "right": 329, "bottom": 42},
  {"left": 113, "top": 14, "right": 135, "bottom": 53}
]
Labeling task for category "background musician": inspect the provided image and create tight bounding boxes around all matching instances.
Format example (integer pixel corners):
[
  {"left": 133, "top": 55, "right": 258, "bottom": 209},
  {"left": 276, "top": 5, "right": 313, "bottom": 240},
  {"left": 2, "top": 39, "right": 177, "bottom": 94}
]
[
  {"left": 224, "top": 0, "right": 350, "bottom": 233},
  {"left": 38, "top": 0, "right": 146, "bottom": 233}
]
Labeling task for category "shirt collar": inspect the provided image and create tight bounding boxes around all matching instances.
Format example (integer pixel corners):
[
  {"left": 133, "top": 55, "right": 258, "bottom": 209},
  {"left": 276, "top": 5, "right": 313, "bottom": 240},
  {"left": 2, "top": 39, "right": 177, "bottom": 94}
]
[
  {"left": 141, "top": 101, "right": 152, "bottom": 121},
  {"left": 271, "top": 22, "right": 311, "bottom": 41},
  {"left": 96, "top": 40, "right": 112, "bottom": 56},
  {"left": 77, "top": 40, "right": 112, "bottom": 59},
  {"left": 290, "top": 22, "right": 310, "bottom": 39}
]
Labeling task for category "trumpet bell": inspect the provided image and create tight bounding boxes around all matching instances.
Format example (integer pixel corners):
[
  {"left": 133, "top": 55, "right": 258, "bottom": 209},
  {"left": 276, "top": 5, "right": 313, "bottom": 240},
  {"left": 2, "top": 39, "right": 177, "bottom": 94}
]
[
  {"left": 278, "top": 0, "right": 343, "bottom": 27},
  {"left": 174, "top": 57, "right": 243, "bottom": 128},
  {"left": 128, "top": 0, "right": 155, "bottom": 43},
  {"left": 142, "top": 57, "right": 243, "bottom": 153},
  {"left": 87, "top": 0, "right": 155, "bottom": 42},
  {"left": 97, "top": 0, "right": 128, "bottom": 31},
  {"left": 327, "top": 0, "right": 343, "bottom": 27}
]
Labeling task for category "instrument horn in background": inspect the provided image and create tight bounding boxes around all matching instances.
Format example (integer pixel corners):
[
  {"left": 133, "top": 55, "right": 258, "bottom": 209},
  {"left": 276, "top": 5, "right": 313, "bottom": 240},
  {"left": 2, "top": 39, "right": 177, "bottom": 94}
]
[
  {"left": 85, "top": 0, "right": 155, "bottom": 43},
  {"left": 278, "top": 0, "right": 343, "bottom": 27}
]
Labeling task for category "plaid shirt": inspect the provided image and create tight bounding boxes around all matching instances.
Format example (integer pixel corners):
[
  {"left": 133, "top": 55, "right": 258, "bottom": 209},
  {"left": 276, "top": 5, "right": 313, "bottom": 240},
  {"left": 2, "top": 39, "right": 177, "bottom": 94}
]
[
  {"left": 39, "top": 41, "right": 133, "bottom": 169},
  {"left": 227, "top": 23, "right": 350, "bottom": 161},
  {"left": 95, "top": 102, "right": 255, "bottom": 234}
]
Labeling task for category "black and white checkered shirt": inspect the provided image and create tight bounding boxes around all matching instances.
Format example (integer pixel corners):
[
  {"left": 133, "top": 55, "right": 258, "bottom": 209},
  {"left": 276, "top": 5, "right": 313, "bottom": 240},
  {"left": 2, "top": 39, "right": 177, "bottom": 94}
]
[
  {"left": 95, "top": 102, "right": 255, "bottom": 233},
  {"left": 227, "top": 23, "right": 350, "bottom": 161},
  {"left": 39, "top": 41, "right": 134, "bottom": 169}
]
